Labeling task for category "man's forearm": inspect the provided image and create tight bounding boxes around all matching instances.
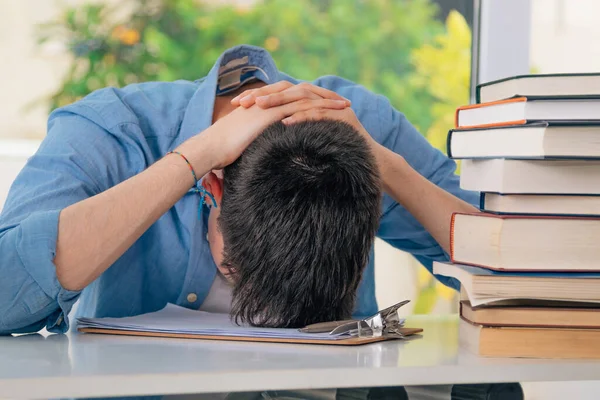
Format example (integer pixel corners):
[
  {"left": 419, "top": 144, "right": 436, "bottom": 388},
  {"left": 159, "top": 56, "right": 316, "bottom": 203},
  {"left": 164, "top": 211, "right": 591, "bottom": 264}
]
[
  {"left": 374, "top": 144, "right": 478, "bottom": 253},
  {"left": 54, "top": 136, "right": 213, "bottom": 291}
]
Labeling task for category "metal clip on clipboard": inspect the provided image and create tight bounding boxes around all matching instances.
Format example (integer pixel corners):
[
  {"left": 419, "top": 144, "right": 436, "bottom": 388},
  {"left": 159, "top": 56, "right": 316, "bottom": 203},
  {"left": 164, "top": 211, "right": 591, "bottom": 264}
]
[{"left": 300, "top": 300, "right": 411, "bottom": 338}]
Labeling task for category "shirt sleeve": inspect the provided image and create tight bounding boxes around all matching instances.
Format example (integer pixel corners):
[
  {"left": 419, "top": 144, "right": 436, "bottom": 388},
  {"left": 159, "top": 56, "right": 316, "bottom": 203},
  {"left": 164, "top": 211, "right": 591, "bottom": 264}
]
[
  {"left": 373, "top": 95, "right": 480, "bottom": 290},
  {"left": 0, "top": 108, "right": 143, "bottom": 334}
]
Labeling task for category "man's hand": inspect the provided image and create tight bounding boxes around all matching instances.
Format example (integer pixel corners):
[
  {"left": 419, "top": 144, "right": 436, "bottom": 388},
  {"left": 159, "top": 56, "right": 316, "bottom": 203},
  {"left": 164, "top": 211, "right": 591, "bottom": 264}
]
[
  {"left": 231, "top": 81, "right": 384, "bottom": 164},
  {"left": 178, "top": 95, "right": 350, "bottom": 170},
  {"left": 231, "top": 81, "right": 351, "bottom": 109}
]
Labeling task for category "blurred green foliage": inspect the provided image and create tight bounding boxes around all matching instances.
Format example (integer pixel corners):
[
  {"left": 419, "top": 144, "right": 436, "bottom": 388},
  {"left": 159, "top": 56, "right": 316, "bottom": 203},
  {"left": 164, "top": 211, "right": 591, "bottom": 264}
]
[{"left": 39, "top": 0, "right": 447, "bottom": 135}]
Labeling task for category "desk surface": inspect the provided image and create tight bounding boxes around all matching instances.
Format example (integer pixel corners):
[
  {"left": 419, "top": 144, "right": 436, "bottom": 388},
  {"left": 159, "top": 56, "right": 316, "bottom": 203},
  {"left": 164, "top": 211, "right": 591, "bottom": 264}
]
[{"left": 1, "top": 315, "right": 599, "bottom": 399}]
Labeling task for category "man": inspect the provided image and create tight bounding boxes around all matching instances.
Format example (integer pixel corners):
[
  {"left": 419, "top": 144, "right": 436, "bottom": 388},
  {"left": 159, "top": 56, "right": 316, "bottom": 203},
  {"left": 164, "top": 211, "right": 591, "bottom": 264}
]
[{"left": 0, "top": 44, "right": 478, "bottom": 335}]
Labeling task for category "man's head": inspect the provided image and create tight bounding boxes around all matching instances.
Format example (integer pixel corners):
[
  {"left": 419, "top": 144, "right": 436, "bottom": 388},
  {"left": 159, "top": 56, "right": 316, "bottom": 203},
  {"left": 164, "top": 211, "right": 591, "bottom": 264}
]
[{"left": 202, "top": 119, "right": 381, "bottom": 328}]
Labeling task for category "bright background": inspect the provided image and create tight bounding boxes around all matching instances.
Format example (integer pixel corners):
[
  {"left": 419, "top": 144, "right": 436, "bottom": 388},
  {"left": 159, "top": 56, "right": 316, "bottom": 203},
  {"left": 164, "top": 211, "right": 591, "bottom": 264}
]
[{"left": 2, "top": 1, "right": 600, "bottom": 398}]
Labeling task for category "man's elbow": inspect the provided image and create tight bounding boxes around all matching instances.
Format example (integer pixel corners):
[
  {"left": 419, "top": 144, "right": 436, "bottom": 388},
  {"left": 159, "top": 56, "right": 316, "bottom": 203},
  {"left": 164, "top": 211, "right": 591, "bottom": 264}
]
[
  {"left": 0, "top": 239, "right": 58, "bottom": 335},
  {"left": 0, "top": 319, "right": 48, "bottom": 336},
  {"left": 0, "top": 289, "right": 65, "bottom": 335}
]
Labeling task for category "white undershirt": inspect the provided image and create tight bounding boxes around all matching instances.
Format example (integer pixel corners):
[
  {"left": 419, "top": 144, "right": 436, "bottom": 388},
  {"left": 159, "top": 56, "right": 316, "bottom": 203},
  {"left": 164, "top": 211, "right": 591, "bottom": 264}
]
[
  {"left": 165, "top": 272, "right": 232, "bottom": 400},
  {"left": 198, "top": 270, "right": 233, "bottom": 314}
]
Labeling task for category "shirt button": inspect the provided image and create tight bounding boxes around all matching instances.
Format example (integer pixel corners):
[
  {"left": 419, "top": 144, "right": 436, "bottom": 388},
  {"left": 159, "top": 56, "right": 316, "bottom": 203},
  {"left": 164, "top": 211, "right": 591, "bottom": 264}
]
[{"left": 187, "top": 293, "right": 198, "bottom": 303}]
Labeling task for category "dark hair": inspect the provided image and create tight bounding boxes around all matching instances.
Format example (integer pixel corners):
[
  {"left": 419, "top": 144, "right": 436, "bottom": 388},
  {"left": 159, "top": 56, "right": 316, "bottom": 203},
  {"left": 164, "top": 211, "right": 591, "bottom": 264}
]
[{"left": 220, "top": 120, "right": 381, "bottom": 328}]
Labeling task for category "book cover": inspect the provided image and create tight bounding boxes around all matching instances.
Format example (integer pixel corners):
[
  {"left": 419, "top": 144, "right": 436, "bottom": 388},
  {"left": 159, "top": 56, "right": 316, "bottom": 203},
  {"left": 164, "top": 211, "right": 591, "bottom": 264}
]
[
  {"left": 455, "top": 96, "right": 600, "bottom": 130},
  {"left": 479, "top": 193, "right": 600, "bottom": 217},
  {"left": 449, "top": 212, "right": 600, "bottom": 272},
  {"left": 476, "top": 73, "right": 600, "bottom": 103},
  {"left": 447, "top": 121, "right": 600, "bottom": 160}
]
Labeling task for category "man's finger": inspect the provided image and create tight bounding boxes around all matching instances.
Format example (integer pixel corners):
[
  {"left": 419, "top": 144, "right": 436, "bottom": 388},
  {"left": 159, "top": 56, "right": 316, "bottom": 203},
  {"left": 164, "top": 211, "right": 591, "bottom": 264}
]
[
  {"left": 296, "top": 82, "right": 350, "bottom": 104},
  {"left": 282, "top": 109, "right": 333, "bottom": 125},
  {"left": 257, "top": 83, "right": 350, "bottom": 109},
  {"left": 232, "top": 81, "right": 293, "bottom": 107},
  {"left": 255, "top": 87, "right": 322, "bottom": 109},
  {"left": 237, "top": 82, "right": 292, "bottom": 107},
  {"left": 230, "top": 89, "right": 255, "bottom": 106},
  {"left": 232, "top": 81, "right": 350, "bottom": 108},
  {"left": 277, "top": 99, "right": 346, "bottom": 120}
]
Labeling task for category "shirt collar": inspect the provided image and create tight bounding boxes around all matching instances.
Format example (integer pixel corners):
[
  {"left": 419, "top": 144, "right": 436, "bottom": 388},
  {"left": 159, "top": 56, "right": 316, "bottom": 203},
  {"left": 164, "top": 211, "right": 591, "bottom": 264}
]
[{"left": 173, "top": 45, "right": 280, "bottom": 151}]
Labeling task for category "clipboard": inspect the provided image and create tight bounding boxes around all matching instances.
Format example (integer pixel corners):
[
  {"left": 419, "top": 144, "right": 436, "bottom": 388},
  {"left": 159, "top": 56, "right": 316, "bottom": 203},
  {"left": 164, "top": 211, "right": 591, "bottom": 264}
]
[
  {"left": 78, "top": 326, "right": 423, "bottom": 346},
  {"left": 78, "top": 300, "right": 423, "bottom": 346}
]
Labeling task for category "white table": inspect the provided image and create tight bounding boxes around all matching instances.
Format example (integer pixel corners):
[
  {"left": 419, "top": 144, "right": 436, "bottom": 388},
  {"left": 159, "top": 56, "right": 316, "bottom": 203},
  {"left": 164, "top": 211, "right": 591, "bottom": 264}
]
[{"left": 1, "top": 315, "right": 599, "bottom": 399}]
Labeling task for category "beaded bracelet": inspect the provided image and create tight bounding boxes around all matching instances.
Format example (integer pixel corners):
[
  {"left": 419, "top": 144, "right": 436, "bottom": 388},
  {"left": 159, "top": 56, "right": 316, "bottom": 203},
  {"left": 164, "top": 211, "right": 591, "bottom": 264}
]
[
  {"left": 169, "top": 151, "right": 198, "bottom": 183},
  {"left": 168, "top": 151, "right": 218, "bottom": 218}
]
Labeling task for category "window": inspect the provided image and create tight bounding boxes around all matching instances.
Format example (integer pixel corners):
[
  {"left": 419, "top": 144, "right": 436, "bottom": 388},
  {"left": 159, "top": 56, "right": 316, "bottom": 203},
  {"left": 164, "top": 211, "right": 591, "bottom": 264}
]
[{"left": 530, "top": 0, "right": 600, "bottom": 73}]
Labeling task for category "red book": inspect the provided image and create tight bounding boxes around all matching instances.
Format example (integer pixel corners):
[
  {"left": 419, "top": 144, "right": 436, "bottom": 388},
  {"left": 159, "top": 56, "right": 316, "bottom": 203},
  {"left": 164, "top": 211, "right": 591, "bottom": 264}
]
[
  {"left": 455, "top": 96, "right": 600, "bottom": 130},
  {"left": 450, "top": 213, "right": 600, "bottom": 272}
]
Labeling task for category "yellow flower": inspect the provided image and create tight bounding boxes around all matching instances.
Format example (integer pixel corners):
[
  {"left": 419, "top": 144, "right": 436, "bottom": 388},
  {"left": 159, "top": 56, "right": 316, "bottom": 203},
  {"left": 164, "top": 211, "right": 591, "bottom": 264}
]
[
  {"left": 111, "top": 25, "right": 126, "bottom": 40},
  {"left": 120, "top": 29, "right": 140, "bottom": 46},
  {"left": 111, "top": 25, "right": 140, "bottom": 46},
  {"left": 264, "top": 36, "right": 280, "bottom": 52}
]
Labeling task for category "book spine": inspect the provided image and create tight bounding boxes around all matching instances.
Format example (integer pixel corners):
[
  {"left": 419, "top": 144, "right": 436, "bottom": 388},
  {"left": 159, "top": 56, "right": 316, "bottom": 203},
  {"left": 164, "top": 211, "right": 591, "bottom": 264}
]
[
  {"left": 458, "top": 119, "right": 529, "bottom": 130},
  {"left": 449, "top": 213, "right": 457, "bottom": 261},
  {"left": 455, "top": 97, "right": 528, "bottom": 129},
  {"left": 446, "top": 129, "right": 454, "bottom": 158},
  {"left": 446, "top": 258, "right": 600, "bottom": 273},
  {"left": 453, "top": 212, "right": 600, "bottom": 221},
  {"left": 481, "top": 210, "right": 600, "bottom": 218},
  {"left": 453, "top": 155, "right": 600, "bottom": 161},
  {"left": 479, "top": 193, "right": 485, "bottom": 210},
  {"left": 454, "top": 108, "right": 460, "bottom": 129}
]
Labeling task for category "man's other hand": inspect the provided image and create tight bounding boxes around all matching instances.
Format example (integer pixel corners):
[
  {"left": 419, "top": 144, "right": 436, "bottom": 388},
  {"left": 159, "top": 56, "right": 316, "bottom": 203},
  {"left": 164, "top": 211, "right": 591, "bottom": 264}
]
[
  {"left": 232, "top": 81, "right": 381, "bottom": 156},
  {"left": 179, "top": 93, "right": 350, "bottom": 170},
  {"left": 231, "top": 81, "right": 351, "bottom": 109}
]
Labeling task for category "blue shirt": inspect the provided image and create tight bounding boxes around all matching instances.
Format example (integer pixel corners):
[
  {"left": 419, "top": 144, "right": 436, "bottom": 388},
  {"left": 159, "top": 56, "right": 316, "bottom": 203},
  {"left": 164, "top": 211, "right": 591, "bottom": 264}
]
[{"left": 0, "top": 45, "right": 478, "bottom": 335}]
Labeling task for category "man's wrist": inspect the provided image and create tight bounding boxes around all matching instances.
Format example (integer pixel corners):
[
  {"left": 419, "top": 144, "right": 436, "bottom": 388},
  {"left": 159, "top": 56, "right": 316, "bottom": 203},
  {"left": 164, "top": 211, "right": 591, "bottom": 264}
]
[
  {"left": 174, "top": 132, "right": 217, "bottom": 178},
  {"left": 372, "top": 144, "right": 412, "bottom": 192}
]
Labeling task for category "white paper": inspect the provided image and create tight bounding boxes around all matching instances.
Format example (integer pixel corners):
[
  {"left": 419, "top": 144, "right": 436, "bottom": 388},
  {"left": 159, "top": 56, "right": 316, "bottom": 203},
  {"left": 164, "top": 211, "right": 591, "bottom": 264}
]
[{"left": 77, "top": 303, "right": 352, "bottom": 341}]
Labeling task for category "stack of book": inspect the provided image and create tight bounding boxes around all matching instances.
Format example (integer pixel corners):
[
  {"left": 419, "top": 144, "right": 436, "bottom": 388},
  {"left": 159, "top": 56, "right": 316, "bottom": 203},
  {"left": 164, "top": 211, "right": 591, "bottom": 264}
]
[{"left": 434, "top": 73, "right": 600, "bottom": 359}]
